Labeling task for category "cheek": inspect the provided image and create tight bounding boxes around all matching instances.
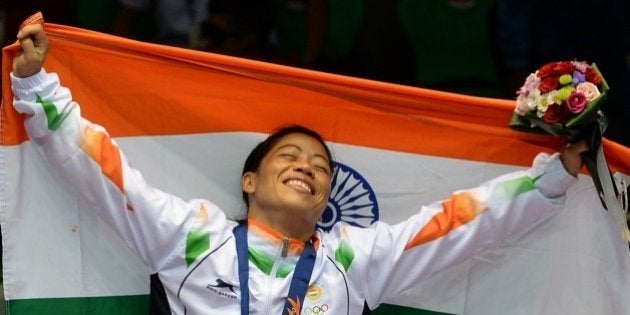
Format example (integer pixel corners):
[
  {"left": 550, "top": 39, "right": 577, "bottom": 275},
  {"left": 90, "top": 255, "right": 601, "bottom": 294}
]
[{"left": 319, "top": 179, "right": 332, "bottom": 196}]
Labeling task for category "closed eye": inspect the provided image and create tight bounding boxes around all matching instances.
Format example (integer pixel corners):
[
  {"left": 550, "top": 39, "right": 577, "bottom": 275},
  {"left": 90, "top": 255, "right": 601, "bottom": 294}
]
[
  {"left": 314, "top": 164, "right": 331, "bottom": 175},
  {"left": 279, "top": 153, "right": 297, "bottom": 160}
]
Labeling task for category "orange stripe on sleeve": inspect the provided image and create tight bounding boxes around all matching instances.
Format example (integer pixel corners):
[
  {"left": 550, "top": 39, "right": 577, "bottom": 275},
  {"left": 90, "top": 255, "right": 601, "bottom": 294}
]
[
  {"left": 81, "top": 126, "right": 125, "bottom": 193},
  {"left": 404, "top": 192, "right": 486, "bottom": 251}
]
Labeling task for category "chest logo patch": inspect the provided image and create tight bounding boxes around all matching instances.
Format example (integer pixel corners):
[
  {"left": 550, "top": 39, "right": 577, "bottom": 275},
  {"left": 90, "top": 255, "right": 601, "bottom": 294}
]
[
  {"left": 305, "top": 284, "right": 324, "bottom": 302},
  {"left": 206, "top": 278, "right": 238, "bottom": 299}
]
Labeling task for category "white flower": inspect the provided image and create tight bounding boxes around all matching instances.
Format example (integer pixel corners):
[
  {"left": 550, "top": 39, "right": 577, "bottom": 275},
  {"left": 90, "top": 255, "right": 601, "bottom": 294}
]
[
  {"left": 526, "top": 89, "right": 541, "bottom": 111},
  {"left": 576, "top": 82, "right": 601, "bottom": 101},
  {"left": 536, "top": 97, "right": 549, "bottom": 117}
]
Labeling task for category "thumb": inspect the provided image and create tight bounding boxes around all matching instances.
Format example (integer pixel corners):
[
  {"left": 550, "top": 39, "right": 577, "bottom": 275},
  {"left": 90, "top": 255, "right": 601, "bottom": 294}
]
[{"left": 567, "top": 140, "right": 590, "bottom": 155}]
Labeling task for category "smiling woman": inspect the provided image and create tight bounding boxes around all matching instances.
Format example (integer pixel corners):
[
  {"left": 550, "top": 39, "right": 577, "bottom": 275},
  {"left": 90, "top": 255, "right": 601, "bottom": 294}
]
[
  {"left": 241, "top": 126, "right": 334, "bottom": 242},
  {"left": 240, "top": 125, "right": 334, "bottom": 205}
]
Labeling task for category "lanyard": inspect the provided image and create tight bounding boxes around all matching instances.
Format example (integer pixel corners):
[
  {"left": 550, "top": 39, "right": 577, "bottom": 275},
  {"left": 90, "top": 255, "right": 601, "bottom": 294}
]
[{"left": 233, "top": 221, "right": 317, "bottom": 315}]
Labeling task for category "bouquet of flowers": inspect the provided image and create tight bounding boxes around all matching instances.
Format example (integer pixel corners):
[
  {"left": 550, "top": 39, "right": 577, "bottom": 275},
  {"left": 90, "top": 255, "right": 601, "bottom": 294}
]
[
  {"left": 509, "top": 61, "right": 629, "bottom": 241},
  {"left": 509, "top": 61, "right": 609, "bottom": 137}
]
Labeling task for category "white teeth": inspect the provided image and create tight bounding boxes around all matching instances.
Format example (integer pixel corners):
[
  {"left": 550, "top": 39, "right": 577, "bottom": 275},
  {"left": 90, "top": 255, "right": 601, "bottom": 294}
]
[{"left": 286, "top": 179, "right": 313, "bottom": 194}]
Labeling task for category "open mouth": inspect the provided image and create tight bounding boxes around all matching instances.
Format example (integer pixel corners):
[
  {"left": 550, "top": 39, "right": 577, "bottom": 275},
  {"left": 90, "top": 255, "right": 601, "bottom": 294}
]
[{"left": 284, "top": 179, "right": 314, "bottom": 195}]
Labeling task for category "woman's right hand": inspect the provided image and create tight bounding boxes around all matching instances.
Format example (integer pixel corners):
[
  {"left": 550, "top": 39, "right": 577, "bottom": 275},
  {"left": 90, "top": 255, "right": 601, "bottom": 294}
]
[{"left": 13, "top": 23, "right": 49, "bottom": 78}]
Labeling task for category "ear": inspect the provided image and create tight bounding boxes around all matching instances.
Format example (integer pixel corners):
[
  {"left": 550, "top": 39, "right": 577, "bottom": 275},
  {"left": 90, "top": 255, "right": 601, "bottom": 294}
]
[{"left": 241, "top": 171, "right": 257, "bottom": 194}]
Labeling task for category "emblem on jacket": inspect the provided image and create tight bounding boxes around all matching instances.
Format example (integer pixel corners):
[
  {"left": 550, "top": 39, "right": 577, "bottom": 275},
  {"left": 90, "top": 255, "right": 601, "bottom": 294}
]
[{"left": 206, "top": 278, "right": 238, "bottom": 299}]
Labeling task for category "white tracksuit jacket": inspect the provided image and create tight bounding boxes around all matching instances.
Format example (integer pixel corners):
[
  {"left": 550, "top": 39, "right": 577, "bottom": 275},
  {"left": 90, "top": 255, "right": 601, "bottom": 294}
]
[{"left": 12, "top": 69, "right": 577, "bottom": 315}]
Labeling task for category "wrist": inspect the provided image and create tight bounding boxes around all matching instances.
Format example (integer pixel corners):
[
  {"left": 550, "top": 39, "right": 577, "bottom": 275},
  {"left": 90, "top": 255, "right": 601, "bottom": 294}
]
[
  {"left": 559, "top": 153, "right": 580, "bottom": 177},
  {"left": 14, "top": 66, "right": 43, "bottom": 78}
]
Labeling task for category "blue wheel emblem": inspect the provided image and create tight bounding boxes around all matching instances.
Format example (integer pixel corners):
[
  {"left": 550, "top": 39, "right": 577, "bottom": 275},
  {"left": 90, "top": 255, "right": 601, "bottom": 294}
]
[{"left": 317, "top": 162, "right": 379, "bottom": 232}]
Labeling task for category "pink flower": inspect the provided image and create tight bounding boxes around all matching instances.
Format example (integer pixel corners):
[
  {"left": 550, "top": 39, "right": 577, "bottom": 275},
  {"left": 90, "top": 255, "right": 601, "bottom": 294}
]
[
  {"left": 571, "top": 61, "right": 589, "bottom": 72},
  {"left": 517, "top": 73, "right": 540, "bottom": 95},
  {"left": 576, "top": 82, "right": 601, "bottom": 101},
  {"left": 566, "top": 92, "right": 587, "bottom": 113},
  {"left": 515, "top": 94, "right": 530, "bottom": 115}
]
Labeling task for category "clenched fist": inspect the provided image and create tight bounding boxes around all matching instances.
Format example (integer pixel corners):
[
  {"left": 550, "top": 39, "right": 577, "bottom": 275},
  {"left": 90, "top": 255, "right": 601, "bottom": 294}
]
[{"left": 13, "top": 23, "right": 49, "bottom": 78}]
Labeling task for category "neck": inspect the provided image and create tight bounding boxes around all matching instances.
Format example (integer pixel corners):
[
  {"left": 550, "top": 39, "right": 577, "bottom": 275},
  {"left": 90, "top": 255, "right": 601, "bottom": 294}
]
[{"left": 247, "top": 210, "right": 315, "bottom": 242}]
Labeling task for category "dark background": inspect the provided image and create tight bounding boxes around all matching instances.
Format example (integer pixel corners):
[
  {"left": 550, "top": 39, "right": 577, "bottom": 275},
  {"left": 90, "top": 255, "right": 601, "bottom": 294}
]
[{"left": 1, "top": 0, "right": 628, "bottom": 145}]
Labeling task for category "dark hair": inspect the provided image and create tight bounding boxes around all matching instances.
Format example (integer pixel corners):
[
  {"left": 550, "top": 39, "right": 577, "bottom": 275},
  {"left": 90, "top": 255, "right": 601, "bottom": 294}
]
[{"left": 241, "top": 125, "right": 334, "bottom": 207}]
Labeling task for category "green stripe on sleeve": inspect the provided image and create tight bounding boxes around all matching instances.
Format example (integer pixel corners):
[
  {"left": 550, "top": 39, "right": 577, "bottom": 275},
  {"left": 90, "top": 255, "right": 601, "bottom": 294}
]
[
  {"left": 497, "top": 174, "right": 543, "bottom": 199},
  {"left": 185, "top": 229, "right": 211, "bottom": 267},
  {"left": 36, "top": 95, "right": 72, "bottom": 131}
]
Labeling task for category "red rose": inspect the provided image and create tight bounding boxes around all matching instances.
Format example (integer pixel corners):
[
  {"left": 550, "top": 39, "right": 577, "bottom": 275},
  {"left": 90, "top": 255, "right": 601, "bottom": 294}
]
[
  {"left": 585, "top": 67, "right": 602, "bottom": 85},
  {"left": 537, "top": 62, "right": 556, "bottom": 78},
  {"left": 544, "top": 103, "right": 570, "bottom": 124},
  {"left": 538, "top": 76, "right": 559, "bottom": 93},
  {"left": 553, "top": 61, "right": 574, "bottom": 75}
]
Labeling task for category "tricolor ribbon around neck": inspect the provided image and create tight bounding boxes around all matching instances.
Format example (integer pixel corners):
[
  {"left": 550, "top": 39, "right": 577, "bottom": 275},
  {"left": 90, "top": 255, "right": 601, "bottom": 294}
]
[{"left": 233, "top": 221, "right": 317, "bottom": 314}]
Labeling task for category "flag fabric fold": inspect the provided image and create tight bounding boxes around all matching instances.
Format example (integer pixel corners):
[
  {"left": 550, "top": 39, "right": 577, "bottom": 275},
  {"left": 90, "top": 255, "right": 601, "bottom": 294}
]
[{"left": 2, "top": 23, "right": 629, "bottom": 315}]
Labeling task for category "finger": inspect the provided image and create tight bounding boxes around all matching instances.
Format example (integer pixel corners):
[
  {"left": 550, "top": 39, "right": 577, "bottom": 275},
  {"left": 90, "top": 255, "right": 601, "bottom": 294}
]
[
  {"left": 29, "top": 25, "right": 49, "bottom": 49},
  {"left": 17, "top": 24, "right": 44, "bottom": 40},
  {"left": 19, "top": 25, "right": 49, "bottom": 59},
  {"left": 17, "top": 25, "right": 48, "bottom": 53},
  {"left": 18, "top": 36, "right": 36, "bottom": 57}
]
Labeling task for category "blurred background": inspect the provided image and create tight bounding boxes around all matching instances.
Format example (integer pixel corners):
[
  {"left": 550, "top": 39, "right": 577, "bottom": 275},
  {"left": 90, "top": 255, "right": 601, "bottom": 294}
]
[{"left": 1, "top": 0, "right": 628, "bottom": 144}]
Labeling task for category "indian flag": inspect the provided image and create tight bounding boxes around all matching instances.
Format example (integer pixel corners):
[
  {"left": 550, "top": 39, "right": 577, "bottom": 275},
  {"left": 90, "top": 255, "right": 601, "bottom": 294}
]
[{"left": 2, "top": 23, "right": 629, "bottom": 315}]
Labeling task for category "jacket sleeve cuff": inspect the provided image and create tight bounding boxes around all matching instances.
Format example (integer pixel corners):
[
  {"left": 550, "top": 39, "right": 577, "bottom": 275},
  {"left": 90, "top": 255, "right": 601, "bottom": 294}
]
[
  {"left": 534, "top": 153, "right": 578, "bottom": 199},
  {"left": 10, "top": 68, "right": 48, "bottom": 99}
]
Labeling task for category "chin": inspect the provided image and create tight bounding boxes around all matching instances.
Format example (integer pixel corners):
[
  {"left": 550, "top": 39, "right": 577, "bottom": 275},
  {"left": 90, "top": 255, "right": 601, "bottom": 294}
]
[{"left": 281, "top": 200, "right": 320, "bottom": 216}]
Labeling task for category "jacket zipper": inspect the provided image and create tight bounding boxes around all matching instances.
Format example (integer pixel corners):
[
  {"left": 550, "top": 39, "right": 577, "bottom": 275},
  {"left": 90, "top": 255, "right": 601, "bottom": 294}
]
[{"left": 262, "top": 236, "right": 290, "bottom": 314}]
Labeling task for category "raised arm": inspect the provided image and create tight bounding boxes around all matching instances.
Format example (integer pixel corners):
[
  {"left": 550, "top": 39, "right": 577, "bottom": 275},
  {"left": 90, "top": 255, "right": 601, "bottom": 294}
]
[
  {"left": 336, "top": 147, "right": 586, "bottom": 308},
  {"left": 11, "top": 23, "right": 232, "bottom": 273}
]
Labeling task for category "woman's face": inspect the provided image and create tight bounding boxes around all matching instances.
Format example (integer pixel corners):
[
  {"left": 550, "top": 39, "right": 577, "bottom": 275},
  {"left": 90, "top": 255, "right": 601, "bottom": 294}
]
[{"left": 242, "top": 133, "right": 332, "bottom": 223}]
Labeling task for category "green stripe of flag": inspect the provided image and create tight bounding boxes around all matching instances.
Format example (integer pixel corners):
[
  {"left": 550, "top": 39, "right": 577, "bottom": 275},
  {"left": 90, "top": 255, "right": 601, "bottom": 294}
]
[
  {"left": 7, "top": 295, "right": 149, "bottom": 314},
  {"left": 6, "top": 297, "right": 454, "bottom": 314}
]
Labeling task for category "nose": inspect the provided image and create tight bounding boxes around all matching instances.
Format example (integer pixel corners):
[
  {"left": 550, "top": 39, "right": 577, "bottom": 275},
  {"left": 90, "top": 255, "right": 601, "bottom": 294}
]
[{"left": 294, "top": 163, "right": 314, "bottom": 178}]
